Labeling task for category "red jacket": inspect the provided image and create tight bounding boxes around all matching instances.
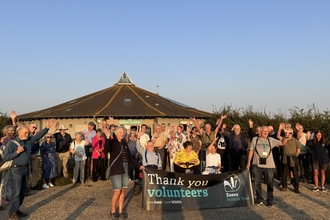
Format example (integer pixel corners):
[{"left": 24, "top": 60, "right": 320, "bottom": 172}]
[{"left": 92, "top": 136, "right": 105, "bottom": 159}]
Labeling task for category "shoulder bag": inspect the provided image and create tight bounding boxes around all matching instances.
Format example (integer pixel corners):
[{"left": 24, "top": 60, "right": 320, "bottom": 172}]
[
  {"left": 67, "top": 142, "right": 76, "bottom": 169},
  {"left": 0, "top": 140, "right": 20, "bottom": 172},
  {"left": 105, "top": 144, "right": 123, "bottom": 179}
]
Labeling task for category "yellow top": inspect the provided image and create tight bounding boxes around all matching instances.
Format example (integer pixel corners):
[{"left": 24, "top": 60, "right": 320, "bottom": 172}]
[{"left": 174, "top": 149, "right": 200, "bottom": 168}]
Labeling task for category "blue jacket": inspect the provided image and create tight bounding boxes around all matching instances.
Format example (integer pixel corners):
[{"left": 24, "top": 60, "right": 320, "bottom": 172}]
[{"left": 4, "top": 128, "right": 49, "bottom": 166}]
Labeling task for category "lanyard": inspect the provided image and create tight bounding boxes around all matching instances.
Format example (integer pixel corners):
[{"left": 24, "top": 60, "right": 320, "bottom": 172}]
[{"left": 260, "top": 139, "right": 268, "bottom": 152}]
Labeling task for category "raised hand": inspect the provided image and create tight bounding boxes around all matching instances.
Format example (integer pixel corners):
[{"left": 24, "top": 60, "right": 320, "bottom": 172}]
[
  {"left": 248, "top": 119, "right": 254, "bottom": 127},
  {"left": 221, "top": 114, "right": 227, "bottom": 120},
  {"left": 190, "top": 117, "right": 196, "bottom": 121},
  {"left": 279, "top": 123, "right": 285, "bottom": 130},
  {"left": 55, "top": 123, "right": 59, "bottom": 130},
  {"left": 11, "top": 111, "right": 17, "bottom": 119},
  {"left": 46, "top": 118, "right": 55, "bottom": 129}
]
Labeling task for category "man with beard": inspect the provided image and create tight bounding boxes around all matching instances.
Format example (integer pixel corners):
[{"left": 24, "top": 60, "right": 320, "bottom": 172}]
[{"left": 4, "top": 119, "right": 54, "bottom": 219}]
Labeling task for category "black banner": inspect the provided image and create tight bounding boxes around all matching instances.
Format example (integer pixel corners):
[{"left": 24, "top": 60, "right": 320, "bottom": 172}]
[{"left": 142, "top": 168, "right": 253, "bottom": 210}]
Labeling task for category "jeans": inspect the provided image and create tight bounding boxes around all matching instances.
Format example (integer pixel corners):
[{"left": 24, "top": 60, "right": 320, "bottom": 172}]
[
  {"left": 73, "top": 160, "right": 85, "bottom": 183},
  {"left": 10, "top": 167, "right": 29, "bottom": 214},
  {"left": 252, "top": 165, "right": 274, "bottom": 205},
  {"left": 1, "top": 169, "right": 12, "bottom": 199},
  {"left": 110, "top": 162, "right": 129, "bottom": 190}
]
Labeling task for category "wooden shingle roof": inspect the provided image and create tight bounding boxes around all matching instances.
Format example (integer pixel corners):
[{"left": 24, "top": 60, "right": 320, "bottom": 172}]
[{"left": 18, "top": 73, "right": 211, "bottom": 120}]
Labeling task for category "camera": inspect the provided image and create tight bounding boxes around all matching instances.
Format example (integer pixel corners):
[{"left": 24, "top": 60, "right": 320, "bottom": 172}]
[{"left": 259, "top": 157, "right": 267, "bottom": 165}]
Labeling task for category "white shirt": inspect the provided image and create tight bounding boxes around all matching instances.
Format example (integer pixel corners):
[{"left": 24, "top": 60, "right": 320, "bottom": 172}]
[
  {"left": 206, "top": 153, "right": 221, "bottom": 167},
  {"left": 139, "top": 133, "right": 150, "bottom": 149},
  {"left": 176, "top": 132, "right": 186, "bottom": 149},
  {"left": 298, "top": 133, "right": 307, "bottom": 146},
  {"left": 70, "top": 140, "right": 87, "bottom": 161}
]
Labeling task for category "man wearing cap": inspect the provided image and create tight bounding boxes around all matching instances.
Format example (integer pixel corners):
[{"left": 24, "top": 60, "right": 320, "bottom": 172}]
[
  {"left": 80, "top": 122, "right": 96, "bottom": 180},
  {"left": 277, "top": 123, "right": 301, "bottom": 193},
  {"left": 53, "top": 124, "right": 72, "bottom": 178},
  {"left": 4, "top": 118, "right": 55, "bottom": 219}
]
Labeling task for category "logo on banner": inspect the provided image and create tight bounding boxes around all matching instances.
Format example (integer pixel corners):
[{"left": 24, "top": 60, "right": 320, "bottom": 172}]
[
  {"left": 224, "top": 174, "right": 245, "bottom": 201},
  {"left": 224, "top": 174, "right": 241, "bottom": 192}
]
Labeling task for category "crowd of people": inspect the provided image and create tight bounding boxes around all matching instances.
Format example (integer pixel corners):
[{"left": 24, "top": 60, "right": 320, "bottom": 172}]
[{"left": 1, "top": 111, "right": 330, "bottom": 219}]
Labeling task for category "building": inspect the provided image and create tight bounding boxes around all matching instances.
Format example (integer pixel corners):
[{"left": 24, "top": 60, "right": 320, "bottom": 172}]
[{"left": 18, "top": 72, "right": 211, "bottom": 135}]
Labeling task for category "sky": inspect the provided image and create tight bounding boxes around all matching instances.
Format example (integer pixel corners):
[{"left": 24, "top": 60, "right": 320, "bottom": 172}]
[{"left": 1, "top": 1, "right": 329, "bottom": 118}]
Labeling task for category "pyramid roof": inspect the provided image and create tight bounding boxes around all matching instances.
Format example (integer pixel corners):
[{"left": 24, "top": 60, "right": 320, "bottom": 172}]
[{"left": 18, "top": 72, "right": 211, "bottom": 120}]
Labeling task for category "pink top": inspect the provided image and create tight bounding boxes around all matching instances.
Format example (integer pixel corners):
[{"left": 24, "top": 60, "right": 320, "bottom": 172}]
[{"left": 91, "top": 136, "right": 105, "bottom": 159}]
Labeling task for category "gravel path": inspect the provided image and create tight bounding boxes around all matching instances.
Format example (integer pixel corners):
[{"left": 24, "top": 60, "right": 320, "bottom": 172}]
[{"left": 1, "top": 179, "right": 329, "bottom": 220}]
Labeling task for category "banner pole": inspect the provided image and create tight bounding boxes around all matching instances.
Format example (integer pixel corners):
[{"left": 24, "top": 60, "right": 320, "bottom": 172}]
[{"left": 247, "top": 170, "right": 254, "bottom": 205}]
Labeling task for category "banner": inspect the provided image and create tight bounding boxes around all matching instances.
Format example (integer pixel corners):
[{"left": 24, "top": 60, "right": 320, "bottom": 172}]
[{"left": 142, "top": 168, "right": 253, "bottom": 210}]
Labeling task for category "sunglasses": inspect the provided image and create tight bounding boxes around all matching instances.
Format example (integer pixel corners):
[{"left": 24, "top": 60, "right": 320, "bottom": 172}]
[
  {"left": 46, "top": 137, "right": 52, "bottom": 138},
  {"left": 32, "top": 126, "right": 37, "bottom": 129},
  {"left": 285, "top": 132, "right": 293, "bottom": 134}
]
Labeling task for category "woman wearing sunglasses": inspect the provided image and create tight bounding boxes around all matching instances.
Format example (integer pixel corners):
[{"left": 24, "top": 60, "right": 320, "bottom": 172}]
[{"left": 40, "top": 133, "right": 57, "bottom": 189}]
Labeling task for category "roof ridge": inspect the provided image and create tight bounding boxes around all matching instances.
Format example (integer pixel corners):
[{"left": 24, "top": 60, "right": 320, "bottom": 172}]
[
  {"left": 33, "top": 86, "right": 115, "bottom": 118},
  {"left": 136, "top": 87, "right": 209, "bottom": 116},
  {"left": 127, "top": 85, "right": 165, "bottom": 116},
  {"left": 95, "top": 85, "right": 123, "bottom": 116}
]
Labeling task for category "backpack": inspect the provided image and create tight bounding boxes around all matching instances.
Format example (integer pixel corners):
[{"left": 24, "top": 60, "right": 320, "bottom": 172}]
[{"left": 216, "top": 135, "right": 226, "bottom": 150}]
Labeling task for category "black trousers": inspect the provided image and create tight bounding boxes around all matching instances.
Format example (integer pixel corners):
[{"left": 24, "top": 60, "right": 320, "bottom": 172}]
[
  {"left": 92, "top": 158, "right": 105, "bottom": 182},
  {"left": 84, "top": 145, "right": 92, "bottom": 179},
  {"left": 230, "top": 148, "right": 246, "bottom": 171},
  {"left": 129, "top": 157, "right": 140, "bottom": 180},
  {"left": 298, "top": 154, "right": 310, "bottom": 180},
  {"left": 282, "top": 156, "right": 299, "bottom": 189},
  {"left": 272, "top": 147, "right": 282, "bottom": 179}
]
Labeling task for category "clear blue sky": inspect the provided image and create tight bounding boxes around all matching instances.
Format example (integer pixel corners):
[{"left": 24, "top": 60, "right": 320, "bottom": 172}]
[{"left": 1, "top": 1, "right": 329, "bottom": 118}]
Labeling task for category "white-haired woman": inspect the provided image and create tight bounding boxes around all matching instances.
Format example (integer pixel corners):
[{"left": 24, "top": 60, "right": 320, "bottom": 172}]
[
  {"left": 167, "top": 130, "right": 181, "bottom": 172},
  {"left": 106, "top": 127, "right": 143, "bottom": 219},
  {"left": 70, "top": 132, "right": 89, "bottom": 184}
]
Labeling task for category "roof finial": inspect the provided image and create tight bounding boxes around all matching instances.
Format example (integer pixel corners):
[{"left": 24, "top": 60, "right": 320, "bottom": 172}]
[{"left": 115, "top": 72, "right": 135, "bottom": 85}]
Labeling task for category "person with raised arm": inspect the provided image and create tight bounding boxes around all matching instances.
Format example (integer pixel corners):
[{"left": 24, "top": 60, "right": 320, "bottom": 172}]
[
  {"left": 4, "top": 118, "right": 55, "bottom": 219},
  {"left": 106, "top": 127, "right": 144, "bottom": 219},
  {"left": 246, "top": 126, "right": 286, "bottom": 206},
  {"left": 277, "top": 123, "right": 301, "bottom": 193}
]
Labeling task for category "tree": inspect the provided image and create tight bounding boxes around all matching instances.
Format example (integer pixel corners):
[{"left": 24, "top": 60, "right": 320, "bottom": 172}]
[{"left": 0, "top": 112, "right": 11, "bottom": 136}]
